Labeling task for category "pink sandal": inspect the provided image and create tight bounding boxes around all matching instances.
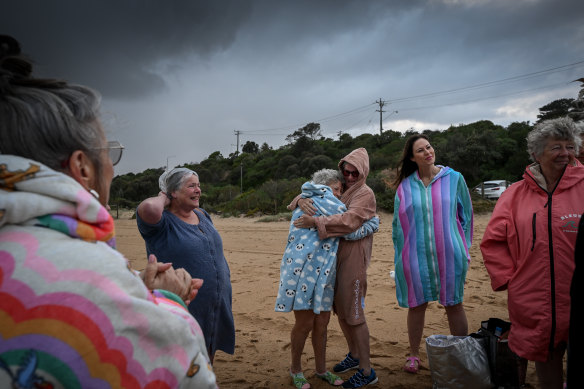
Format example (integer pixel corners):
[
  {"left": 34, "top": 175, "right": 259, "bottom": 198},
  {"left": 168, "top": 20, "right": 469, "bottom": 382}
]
[{"left": 403, "top": 356, "right": 420, "bottom": 374}]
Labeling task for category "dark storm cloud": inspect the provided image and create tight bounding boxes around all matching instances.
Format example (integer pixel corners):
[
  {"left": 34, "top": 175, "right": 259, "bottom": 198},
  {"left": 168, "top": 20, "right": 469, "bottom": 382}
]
[
  {"left": 3, "top": 0, "right": 582, "bottom": 100},
  {"left": 2, "top": 0, "right": 584, "bottom": 174},
  {"left": 2, "top": 0, "right": 254, "bottom": 97}
]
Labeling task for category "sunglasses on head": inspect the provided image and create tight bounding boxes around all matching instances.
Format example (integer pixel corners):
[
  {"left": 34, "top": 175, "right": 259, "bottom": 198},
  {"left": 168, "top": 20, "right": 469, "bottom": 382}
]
[{"left": 342, "top": 169, "right": 359, "bottom": 178}]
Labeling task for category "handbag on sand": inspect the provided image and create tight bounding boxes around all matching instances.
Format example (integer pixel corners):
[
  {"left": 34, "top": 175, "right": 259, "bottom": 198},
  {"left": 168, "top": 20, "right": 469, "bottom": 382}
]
[
  {"left": 478, "top": 318, "right": 527, "bottom": 389},
  {"left": 425, "top": 334, "right": 492, "bottom": 389}
]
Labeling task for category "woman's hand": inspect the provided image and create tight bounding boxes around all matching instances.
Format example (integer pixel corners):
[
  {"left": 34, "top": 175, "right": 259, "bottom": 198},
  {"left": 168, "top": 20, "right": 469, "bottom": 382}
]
[
  {"left": 140, "top": 254, "right": 203, "bottom": 303},
  {"left": 185, "top": 277, "right": 204, "bottom": 305},
  {"left": 298, "top": 198, "right": 317, "bottom": 216},
  {"left": 293, "top": 214, "right": 316, "bottom": 229},
  {"left": 159, "top": 191, "right": 171, "bottom": 208}
]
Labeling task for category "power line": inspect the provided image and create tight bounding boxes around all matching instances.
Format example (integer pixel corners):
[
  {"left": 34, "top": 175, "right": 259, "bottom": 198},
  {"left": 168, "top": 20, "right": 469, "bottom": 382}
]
[
  {"left": 236, "top": 59, "right": 584, "bottom": 139},
  {"left": 395, "top": 81, "right": 570, "bottom": 113},
  {"left": 386, "top": 60, "right": 584, "bottom": 104},
  {"left": 241, "top": 103, "right": 375, "bottom": 134}
]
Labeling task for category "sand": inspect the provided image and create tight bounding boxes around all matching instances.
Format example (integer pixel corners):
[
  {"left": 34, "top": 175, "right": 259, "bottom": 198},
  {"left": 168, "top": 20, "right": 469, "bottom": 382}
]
[{"left": 114, "top": 211, "right": 539, "bottom": 388}]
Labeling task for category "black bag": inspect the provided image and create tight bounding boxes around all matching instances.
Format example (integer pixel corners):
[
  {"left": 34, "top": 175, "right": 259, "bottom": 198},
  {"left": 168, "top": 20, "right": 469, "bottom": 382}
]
[{"left": 477, "top": 318, "right": 528, "bottom": 389}]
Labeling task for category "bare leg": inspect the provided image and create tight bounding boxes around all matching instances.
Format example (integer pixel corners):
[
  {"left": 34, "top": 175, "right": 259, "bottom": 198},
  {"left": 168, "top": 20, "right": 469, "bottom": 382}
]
[
  {"left": 444, "top": 303, "right": 468, "bottom": 336},
  {"left": 337, "top": 316, "right": 372, "bottom": 375},
  {"left": 291, "top": 310, "right": 315, "bottom": 373},
  {"left": 312, "top": 311, "right": 331, "bottom": 374},
  {"left": 535, "top": 344, "right": 566, "bottom": 389},
  {"left": 352, "top": 321, "right": 371, "bottom": 375},
  {"left": 338, "top": 316, "right": 357, "bottom": 358},
  {"left": 407, "top": 302, "right": 428, "bottom": 358}
]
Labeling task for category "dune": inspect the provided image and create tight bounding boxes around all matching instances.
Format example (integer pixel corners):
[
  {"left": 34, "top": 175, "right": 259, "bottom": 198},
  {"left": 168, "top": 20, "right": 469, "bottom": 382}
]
[{"left": 115, "top": 211, "right": 540, "bottom": 388}]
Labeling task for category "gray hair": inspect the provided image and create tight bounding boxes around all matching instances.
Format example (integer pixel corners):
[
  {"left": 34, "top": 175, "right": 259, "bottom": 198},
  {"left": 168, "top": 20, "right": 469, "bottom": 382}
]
[
  {"left": 576, "top": 121, "right": 584, "bottom": 136},
  {"left": 0, "top": 36, "right": 103, "bottom": 172},
  {"left": 527, "top": 117, "right": 582, "bottom": 161},
  {"left": 311, "top": 168, "right": 343, "bottom": 186},
  {"left": 159, "top": 167, "right": 198, "bottom": 194}
]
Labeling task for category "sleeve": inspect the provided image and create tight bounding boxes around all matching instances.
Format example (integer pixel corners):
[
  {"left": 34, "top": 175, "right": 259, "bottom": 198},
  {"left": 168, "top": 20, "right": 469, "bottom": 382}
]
[
  {"left": 136, "top": 207, "right": 166, "bottom": 238},
  {"left": 7, "top": 236, "right": 218, "bottom": 389},
  {"left": 287, "top": 194, "right": 302, "bottom": 210},
  {"left": 314, "top": 188, "right": 377, "bottom": 239},
  {"left": 105, "top": 249, "right": 218, "bottom": 388},
  {"left": 480, "top": 198, "right": 516, "bottom": 292},
  {"left": 392, "top": 190, "right": 405, "bottom": 264},
  {"left": 456, "top": 173, "right": 474, "bottom": 252},
  {"left": 343, "top": 216, "right": 379, "bottom": 240}
]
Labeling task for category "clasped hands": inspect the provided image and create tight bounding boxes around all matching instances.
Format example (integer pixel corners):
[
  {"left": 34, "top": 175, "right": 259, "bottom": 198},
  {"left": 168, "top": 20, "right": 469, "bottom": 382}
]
[{"left": 140, "top": 254, "right": 203, "bottom": 305}]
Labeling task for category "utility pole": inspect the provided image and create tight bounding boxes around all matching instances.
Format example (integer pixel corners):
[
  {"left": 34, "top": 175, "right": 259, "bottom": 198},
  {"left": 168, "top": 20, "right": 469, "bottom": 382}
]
[
  {"left": 234, "top": 131, "right": 242, "bottom": 193},
  {"left": 375, "top": 98, "right": 386, "bottom": 135},
  {"left": 166, "top": 155, "right": 175, "bottom": 171},
  {"left": 234, "top": 130, "right": 241, "bottom": 156}
]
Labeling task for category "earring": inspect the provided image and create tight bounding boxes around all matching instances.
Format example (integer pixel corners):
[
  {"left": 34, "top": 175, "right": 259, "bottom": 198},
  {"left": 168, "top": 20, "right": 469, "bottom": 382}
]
[{"left": 89, "top": 189, "right": 100, "bottom": 200}]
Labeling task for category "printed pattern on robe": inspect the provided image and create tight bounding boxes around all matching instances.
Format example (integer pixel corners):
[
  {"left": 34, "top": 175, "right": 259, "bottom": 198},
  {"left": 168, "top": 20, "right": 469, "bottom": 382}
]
[
  {"left": 0, "top": 155, "right": 218, "bottom": 389},
  {"left": 274, "top": 182, "right": 379, "bottom": 314}
]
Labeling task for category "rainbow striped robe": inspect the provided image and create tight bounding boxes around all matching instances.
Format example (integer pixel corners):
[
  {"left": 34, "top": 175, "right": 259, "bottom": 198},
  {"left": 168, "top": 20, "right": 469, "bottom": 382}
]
[
  {"left": 0, "top": 155, "right": 216, "bottom": 389},
  {"left": 392, "top": 166, "right": 473, "bottom": 308}
]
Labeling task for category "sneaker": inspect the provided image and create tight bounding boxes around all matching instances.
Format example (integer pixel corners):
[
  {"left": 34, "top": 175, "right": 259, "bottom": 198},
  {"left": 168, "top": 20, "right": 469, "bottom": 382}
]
[
  {"left": 333, "top": 352, "right": 360, "bottom": 373},
  {"left": 341, "top": 368, "right": 378, "bottom": 388}
]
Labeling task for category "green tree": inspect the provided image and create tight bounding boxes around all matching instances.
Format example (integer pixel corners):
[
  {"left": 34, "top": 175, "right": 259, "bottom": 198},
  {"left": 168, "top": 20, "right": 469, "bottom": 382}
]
[
  {"left": 536, "top": 98, "right": 574, "bottom": 123},
  {"left": 242, "top": 141, "right": 260, "bottom": 154},
  {"left": 285, "top": 122, "right": 322, "bottom": 143},
  {"left": 260, "top": 142, "right": 272, "bottom": 153}
]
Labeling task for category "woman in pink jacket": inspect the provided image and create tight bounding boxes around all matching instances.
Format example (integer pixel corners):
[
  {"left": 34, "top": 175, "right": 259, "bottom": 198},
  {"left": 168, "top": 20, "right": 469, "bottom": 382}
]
[{"left": 481, "top": 117, "right": 583, "bottom": 389}]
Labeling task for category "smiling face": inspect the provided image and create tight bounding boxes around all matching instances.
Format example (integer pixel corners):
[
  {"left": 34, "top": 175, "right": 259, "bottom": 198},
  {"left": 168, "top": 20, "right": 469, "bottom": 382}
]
[
  {"left": 536, "top": 137, "right": 576, "bottom": 177},
  {"left": 172, "top": 173, "right": 201, "bottom": 209},
  {"left": 410, "top": 138, "right": 435, "bottom": 169},
  {"left": 342, "top": 162, "right": 359, "bottom": 189}
]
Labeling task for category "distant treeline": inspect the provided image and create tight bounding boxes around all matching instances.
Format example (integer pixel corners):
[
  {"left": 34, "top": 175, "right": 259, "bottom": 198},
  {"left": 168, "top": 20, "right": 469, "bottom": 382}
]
[{"left": 109, "top": 98, "right": 575, "bottom": 216}]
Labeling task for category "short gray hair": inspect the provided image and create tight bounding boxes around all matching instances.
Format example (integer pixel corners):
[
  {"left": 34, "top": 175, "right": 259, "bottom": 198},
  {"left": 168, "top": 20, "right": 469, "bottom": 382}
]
[
  {"left": 311, "top": 168, "right": 343, "bottom": 186},
  {"left": 527, "top": 117, "right": 581, "bottom": 161},
  {"left": 159, "top": 167, "right": 198, "bottom": 194},
  {"left": 0, "top": 36, "right": 103, "bottom": 172},
  {"left": 576, "top": 121, "right": 584, "bottom": 136}
]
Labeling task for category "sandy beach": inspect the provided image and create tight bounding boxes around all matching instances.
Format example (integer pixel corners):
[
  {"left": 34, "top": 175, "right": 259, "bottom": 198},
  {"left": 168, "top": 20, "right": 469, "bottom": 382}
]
[{"left": 115, "top": 211, "right": 539, "bottom": 388}]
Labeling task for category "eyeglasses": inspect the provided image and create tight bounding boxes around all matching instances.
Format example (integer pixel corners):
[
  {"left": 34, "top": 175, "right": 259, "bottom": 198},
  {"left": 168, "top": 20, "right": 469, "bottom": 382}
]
[
  {"left": 342, "top": 169, "right": 359, "bottom": 178},
  {"left": 95, "top": 140, "right": 124, "bottom": 166}
]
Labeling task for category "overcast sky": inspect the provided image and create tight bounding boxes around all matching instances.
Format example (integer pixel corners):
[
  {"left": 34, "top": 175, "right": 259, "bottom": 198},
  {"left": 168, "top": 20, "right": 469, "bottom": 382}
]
[{"left": 3, "top": 0, "right": 584, "bottom": 174}]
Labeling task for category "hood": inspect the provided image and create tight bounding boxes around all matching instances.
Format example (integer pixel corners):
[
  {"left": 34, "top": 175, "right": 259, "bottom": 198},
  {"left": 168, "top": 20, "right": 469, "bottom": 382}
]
[
  {"left": 0, "top": 154, "right": 115, "bottom": 245},
  {"left": 338, "top": 147, "right": 369, "bottom": 203},
  {"left": 523, "top": 161, "right": 584, "bottom": 194}
]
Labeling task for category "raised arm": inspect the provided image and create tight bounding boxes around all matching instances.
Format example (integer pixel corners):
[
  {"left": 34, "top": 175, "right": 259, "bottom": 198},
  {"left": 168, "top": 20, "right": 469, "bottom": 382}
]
[{"left": 137, "top": 191, "right": 170, "bottom": 224}]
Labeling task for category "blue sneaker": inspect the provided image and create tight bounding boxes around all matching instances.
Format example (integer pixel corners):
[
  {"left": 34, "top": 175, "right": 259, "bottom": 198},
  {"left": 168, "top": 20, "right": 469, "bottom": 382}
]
[
  {"left": 333, "top": 352, "right": 360, "bottom": 373},
  {"left": 341, "top": 368, "right": 378, "bottom": 388}
]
